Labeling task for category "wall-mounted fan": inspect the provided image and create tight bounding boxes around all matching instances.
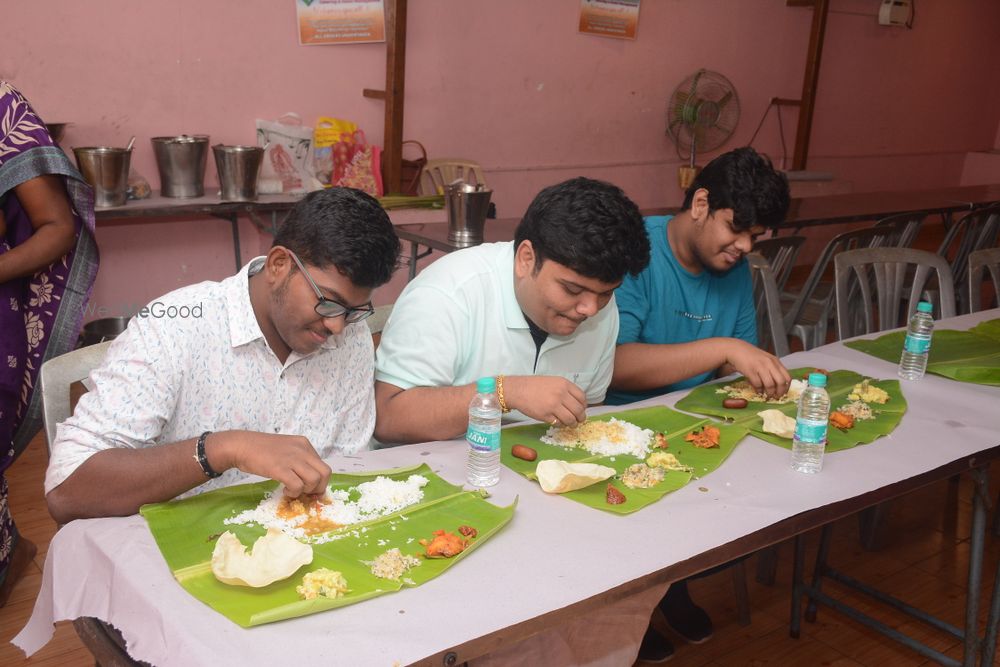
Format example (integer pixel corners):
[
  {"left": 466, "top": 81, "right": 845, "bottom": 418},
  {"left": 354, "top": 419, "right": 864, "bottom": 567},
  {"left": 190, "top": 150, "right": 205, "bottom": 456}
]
[{"left": 666, "top": 69, "right": 740, "bottom": 187}]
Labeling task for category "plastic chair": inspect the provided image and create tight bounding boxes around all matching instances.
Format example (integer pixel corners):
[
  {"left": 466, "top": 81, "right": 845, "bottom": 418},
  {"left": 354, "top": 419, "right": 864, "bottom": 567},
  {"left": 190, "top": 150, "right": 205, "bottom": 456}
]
[
  {"left": 418, "top": 159, "right": 487, "bottom": 196},
  {"left": 367, "top": 303, "right": 393, "bottom": 351},
  {"left": 968, "top": 247, "right": 1000, "bottom": 313},
  {"left": 782, "top": 225, "right": 895, "bottom": 350},
  {"left": 936, "top": 204, "right": 1000, "bottom": 313},
  {"left": 873, "top": 211, "right": 927, "bottom": 248},
  {"left": 834, "top": 247, "right": 956, "bottom": 341},
  {"left": 39, "top": 341, "right": 112, "bottom": 452},
  {"left": 751, "top": 235, "right": 805, "bottom": 292},
  {"left": 366, "top": 304, "right": 393, "bottom": 336},
  {"left": 747, "top": 253, "right": 790, "bottom": 357},
  {"left": 39, "top": 341, "right": 144, "bottom": 665}
]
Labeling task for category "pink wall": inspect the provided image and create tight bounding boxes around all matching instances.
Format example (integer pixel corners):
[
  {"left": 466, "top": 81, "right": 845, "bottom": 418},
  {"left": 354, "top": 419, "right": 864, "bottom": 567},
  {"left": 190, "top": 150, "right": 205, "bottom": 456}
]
[{"left": 4, "top": 0, "right": 1000, "bottom": 316}]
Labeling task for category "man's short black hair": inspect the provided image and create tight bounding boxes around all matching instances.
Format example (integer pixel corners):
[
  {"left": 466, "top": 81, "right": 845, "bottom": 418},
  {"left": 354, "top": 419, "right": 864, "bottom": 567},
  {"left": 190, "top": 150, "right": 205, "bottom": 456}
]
[
  {"left": 273, "top": 187, "right": 400, "bottom": 288},
  {"left": 513, "top": 177, "right": 650, "bottom": 284},
  {"left": 682, "top": 147, "right": 790, "bottom": 231}
]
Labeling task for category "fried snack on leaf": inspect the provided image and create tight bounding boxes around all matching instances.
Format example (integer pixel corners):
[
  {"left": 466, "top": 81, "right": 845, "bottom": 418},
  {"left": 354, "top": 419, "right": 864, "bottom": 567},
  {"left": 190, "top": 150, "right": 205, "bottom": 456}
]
[
  {"left": 685, "top": 425, "right": 721, "bottom": 449},
  {"left": 211, "top": 528, "right": 313, "bottom": 588},
  {"left": 535, "top": 459, "right": 615, "bottom": 493},
  {"left": 419, "top": 529, "right": 469, "bottom": 558},
  {"left": 829, "top": 410, "right": 855, "bottom": 430},
  {"left": 758, "top": 409, "right": 796, "bottom": 439}
]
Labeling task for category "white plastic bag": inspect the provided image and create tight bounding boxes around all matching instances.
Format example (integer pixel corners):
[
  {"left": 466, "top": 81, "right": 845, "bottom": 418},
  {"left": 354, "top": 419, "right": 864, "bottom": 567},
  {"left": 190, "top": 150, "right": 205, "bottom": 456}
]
[{"left": 255, "top": 113, "right": 319, "bottom": 194}]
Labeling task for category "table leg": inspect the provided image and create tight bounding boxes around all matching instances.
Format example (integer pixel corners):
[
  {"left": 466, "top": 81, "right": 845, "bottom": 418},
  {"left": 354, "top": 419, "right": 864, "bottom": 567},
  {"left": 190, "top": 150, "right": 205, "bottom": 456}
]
[
  {"left": 403, "top": 242, "right": 435, "bottom": 282},
  {"left": 230, "top": 215, "right": 242, "bottom": 272},
  {"left": 981, "top": 542, "right": 1000, "bottom": 666},
  {"left": 408, "top": 240, "right": 418, "bottom": 282},
  {"left": 804, "top": 525, "right": 832, "bottom": 623},
  {"left": 963, "top": 468, "right": 988, "bottom": 667},
  {"left": 789, "top": 534, "right": 805, "bottom": 638}
]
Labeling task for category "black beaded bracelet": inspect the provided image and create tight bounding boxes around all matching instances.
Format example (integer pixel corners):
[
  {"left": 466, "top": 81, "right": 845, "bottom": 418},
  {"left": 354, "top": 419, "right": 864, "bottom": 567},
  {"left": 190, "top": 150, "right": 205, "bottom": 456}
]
[{"left": 194, "top": 431, "right": 222, "bottom": 479}]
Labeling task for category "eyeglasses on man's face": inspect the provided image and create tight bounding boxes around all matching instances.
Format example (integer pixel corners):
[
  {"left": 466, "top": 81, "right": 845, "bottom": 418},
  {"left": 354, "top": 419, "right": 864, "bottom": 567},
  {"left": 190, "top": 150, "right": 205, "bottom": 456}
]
[{"left": 287, "top": 250, "right": 374, "bottom": 323}]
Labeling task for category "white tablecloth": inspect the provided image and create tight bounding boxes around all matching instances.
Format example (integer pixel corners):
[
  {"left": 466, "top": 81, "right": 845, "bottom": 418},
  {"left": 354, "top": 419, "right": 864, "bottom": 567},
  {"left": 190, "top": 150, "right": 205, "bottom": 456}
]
[{"left": 15, "top": 311, "right": 1000, "bottom": 666}]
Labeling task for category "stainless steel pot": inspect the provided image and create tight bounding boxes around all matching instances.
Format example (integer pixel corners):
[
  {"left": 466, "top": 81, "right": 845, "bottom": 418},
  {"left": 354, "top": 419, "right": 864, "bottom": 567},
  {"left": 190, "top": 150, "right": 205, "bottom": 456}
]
[
  {"left": 212, "top": 144, "right": 264, "bottom": 202},
  {"left": 72, "top": 146, "right": 131, "bottom": 208},
  {"left": 151, "top": 135, "right": 209, "bottom": 198}
]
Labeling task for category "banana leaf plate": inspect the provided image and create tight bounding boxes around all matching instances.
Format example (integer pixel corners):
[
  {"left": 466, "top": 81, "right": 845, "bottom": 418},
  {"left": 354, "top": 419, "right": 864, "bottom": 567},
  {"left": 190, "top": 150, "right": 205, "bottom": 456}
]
[
  {"left": 844, "top": 319, "right": 1000, "bottom": 386},
  {"left": 500, "top": 406, "right": 748, "bottom": 515},
  {"left": 140, "top": 464, "right": 515, "bottom": 627},
  {"left": 674, "top": 368, "right": 907, "bottom": 452}
]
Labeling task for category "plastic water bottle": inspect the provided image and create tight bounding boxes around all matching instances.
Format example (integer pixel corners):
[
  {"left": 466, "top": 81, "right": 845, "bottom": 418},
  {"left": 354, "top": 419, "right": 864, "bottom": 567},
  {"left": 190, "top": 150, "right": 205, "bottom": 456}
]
[
  {"left": 898, "top": 301, "right": 934, "bottom": 380},
  {"left": 791, "top": 372, "right": 830, "bottom": 474},
  {"left": 466, "top": 376, "right": 502, "bottom": 487}
]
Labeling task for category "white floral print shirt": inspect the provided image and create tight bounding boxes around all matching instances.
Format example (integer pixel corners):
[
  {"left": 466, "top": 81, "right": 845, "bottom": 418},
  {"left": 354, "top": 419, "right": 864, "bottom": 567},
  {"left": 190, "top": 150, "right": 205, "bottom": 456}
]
[{"left": 45, "top": 258, "right": 377, "bottom": 498}]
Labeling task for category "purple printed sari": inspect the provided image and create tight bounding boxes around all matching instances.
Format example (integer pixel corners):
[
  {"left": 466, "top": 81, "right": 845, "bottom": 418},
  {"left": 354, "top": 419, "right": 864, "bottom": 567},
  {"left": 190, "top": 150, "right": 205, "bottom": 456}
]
[{"left": 0, "top": 81, "right": 99, "bottom": 582}]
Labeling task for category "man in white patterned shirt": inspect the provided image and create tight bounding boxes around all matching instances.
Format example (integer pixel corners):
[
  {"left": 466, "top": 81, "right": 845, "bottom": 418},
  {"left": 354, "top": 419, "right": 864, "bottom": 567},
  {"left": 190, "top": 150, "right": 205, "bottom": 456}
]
[{"left": 45, "top": 188, "right": 400, "bottom": 523}]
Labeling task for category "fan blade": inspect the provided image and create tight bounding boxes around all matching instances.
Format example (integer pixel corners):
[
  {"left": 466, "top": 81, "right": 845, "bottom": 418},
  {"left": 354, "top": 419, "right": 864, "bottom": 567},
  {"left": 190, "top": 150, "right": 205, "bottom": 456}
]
[
  {"left": 666, "top": 117, "right": 686, "bottom": 135},
  {"left": 716, "top": 90, "right": 734, "bottom": 109},
  {"left": 687, "top": 70, "right": 705, "bottom": 99},
  {"left": 712, "top": 120, "right": 735, "bottom": 135}
]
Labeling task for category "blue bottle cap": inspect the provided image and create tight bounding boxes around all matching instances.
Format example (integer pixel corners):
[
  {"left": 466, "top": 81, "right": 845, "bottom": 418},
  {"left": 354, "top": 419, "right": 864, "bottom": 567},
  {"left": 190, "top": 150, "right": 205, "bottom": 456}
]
[
  {"left": 807, "top": 372, "right": 827, "bottom": 387},
  {"left": 476, "top": 376, "right": 496, "bottom": 393},
  {"left": 916, "top": 301, "right": 933, "bottom": 313}
]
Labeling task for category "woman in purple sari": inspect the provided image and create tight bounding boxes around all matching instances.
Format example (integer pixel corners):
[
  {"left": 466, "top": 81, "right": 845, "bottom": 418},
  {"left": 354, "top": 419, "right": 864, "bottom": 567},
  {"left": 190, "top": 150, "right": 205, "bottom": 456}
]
[{"left": 0, "top": 81, "right": 99, "bottom": 605}]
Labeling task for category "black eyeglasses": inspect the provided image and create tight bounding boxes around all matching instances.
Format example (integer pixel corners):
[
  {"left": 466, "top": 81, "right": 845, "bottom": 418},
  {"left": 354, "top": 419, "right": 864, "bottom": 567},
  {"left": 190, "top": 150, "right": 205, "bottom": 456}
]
[{"left": 287, "top": 250, "right": 375, "bottom": 323}]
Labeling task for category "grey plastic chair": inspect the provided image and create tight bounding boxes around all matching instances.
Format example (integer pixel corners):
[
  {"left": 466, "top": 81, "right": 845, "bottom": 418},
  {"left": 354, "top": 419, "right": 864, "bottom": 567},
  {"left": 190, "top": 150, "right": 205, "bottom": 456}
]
[
  {"left": 747, "top": 253, "right": 790, "bottom": 357},
  {"left": 782, "top": 225, "right": 895, "bottom": 350},
  {"left": 751, "top": 235, "right": 805, "bottom": 292},
  {"left": 366, "top": 303, "right": 394, "bottom": 336},
  {"left": 873, "top": 211, "right": 927, "bottom": 248},
  {"left": 834, "top": 247, "right": 956, "bottom": 341},
  {"left": 936, "top": 204, "right": 1000, "bottom": 313},
  {"left": 967, "top": 247, "right": 1000, "bottom": 313},
  {"left": 39, "top": 341, "right": 113, "bottom": 452}
]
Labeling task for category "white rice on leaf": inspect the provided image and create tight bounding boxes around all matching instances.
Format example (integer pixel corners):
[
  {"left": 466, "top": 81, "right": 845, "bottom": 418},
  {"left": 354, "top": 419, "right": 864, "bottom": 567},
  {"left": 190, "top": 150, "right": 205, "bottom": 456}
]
[
  {"left": 540, "top": 418, "right": 654, "bottom": 457},
  {"left": 225, "top": 474, "right": 429, "bottom": 543}
]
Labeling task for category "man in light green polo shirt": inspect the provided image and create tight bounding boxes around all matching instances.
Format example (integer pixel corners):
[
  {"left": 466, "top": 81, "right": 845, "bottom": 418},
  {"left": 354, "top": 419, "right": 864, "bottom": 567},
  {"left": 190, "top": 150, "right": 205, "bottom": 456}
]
[{"left": 374, "top": 177, "right": 651, "bottom": 445}]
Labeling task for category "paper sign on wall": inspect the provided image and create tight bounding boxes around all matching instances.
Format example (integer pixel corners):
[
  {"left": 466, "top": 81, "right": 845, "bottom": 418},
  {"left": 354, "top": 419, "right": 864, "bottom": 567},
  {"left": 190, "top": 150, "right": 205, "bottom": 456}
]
[
  {"left": 579, "top": 0, "right": 641, "bottom": 40},
  {"left": 297, "top": 0, "right": 386, "bottom": 45}
]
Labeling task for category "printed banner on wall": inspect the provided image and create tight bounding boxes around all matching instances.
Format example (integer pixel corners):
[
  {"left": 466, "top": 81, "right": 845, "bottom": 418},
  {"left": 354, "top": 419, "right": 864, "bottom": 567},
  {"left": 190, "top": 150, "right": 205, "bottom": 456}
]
[
  {"left": 297, "top": 0, "right": 386, "bottom": 45},
  {"left": 579, "top": 0, "right": 641, "bottom": 40}
]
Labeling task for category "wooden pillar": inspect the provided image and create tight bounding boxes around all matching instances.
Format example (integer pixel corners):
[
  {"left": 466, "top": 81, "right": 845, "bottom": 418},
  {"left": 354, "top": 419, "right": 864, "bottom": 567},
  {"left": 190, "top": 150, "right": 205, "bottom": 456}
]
[
  {"left": 787, "top": 0, "right": 830, "bottom": 171},
  {"left": 364, "top": 0, "right": 408, "bottom": 193}
]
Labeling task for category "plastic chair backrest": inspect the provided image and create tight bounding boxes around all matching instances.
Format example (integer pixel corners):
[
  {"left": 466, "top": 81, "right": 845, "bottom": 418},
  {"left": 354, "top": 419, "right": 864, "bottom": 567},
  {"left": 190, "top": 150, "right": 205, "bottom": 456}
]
[
  {"left": 874, "top": 211, "right": 927, "bottom": 248},
  {"left": 834, "top": 247, "right": 956, "bottom": 340},
  {"left": 747, "top": 253, "right": 790, "bottom": 357},
  {"left": 968, "top": 247, "right": 1000, "bottom": 313},
  {"left": 751, "top": 235, "right": 805, "bottom": 291},
  {"left": 418, "top": 159, "right": 486, "bottom": 196},
  {"left": 366, "top": 303, "right": 393, "bottom": 335},
  {"left": 782, "top": 224, "right": 894, "bottom": 331},
  {"left": 39, "top": 341, "right": 112, "bottom": 453},
  {"left": 937, "top": 204, "right": 1000, "bottom": 292}
]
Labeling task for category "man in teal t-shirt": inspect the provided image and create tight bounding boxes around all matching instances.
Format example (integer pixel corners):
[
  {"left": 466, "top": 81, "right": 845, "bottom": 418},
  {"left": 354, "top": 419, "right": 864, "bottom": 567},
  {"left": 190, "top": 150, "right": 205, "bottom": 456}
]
[
  {"left": 606, "top": 213, "right": 759, "bottom": 403},
  {"left": 610, "top": 147, "right": 792, "bottom": 663},
  {"left": 609, "top": 147, "right": 791, "bottom": 405}
]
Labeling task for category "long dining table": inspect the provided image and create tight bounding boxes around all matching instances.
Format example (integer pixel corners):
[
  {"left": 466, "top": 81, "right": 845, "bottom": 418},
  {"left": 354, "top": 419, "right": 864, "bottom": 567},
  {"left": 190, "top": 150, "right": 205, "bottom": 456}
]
[{"left": 14, "top": 309, "right": 1000, "bottom": 666}]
